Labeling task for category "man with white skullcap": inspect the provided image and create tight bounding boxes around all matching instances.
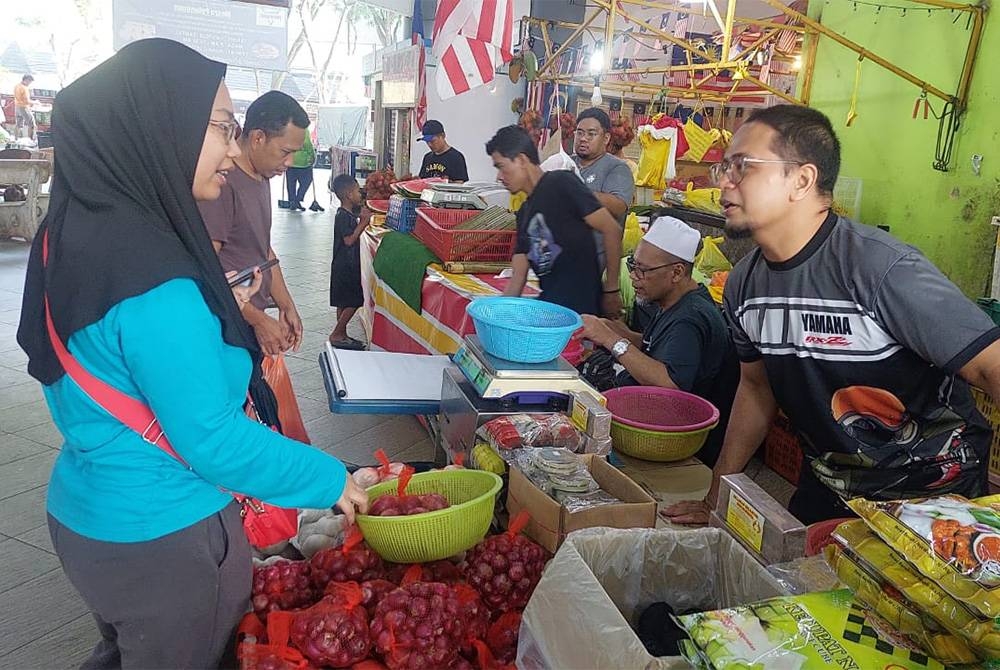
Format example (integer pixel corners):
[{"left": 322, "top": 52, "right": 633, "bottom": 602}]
[{"left": 580, "top": 216, "right": 738, "bottom": 466}]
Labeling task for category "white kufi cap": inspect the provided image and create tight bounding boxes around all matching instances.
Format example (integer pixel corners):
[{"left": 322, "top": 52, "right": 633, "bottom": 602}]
[{"left": 642, "top": 216, "right": 701, "bottom": 263}]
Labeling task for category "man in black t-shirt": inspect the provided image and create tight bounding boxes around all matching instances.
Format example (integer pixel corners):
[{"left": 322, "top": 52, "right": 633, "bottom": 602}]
[
  {"left": 579, "top": 216, "right": 738, "bottom": 468},
  {"left": 417, "top": 120, "right": 469, "bottom": 182},
  {"left": 485, "top": 125, "right": 623, "bottom": 318},
  {"left": 663, "top": 105, "right": 1000, "bottom": 527}
]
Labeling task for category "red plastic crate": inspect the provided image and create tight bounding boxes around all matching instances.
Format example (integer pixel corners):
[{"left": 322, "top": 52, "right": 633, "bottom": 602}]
[
  {"left": 413, "top": 207, "right": 516, "bottom": 263},
  {"left": 763, "top": 412, "right": 803, "bottom": 485}
]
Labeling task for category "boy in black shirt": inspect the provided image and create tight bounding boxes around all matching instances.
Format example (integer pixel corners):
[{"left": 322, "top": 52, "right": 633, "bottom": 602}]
[
  {"left": 417, "top": 120, "right": 469, "bottom": 182},
  {"left": 485, "top": 125, "right": 623, "bottom": 318},
  {"left": 328, "top": 174, "right": 369, "bottom": 349}
]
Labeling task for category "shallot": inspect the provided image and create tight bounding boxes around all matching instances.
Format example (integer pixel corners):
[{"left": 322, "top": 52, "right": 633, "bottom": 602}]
[
  {"left": 252, "top": 559, "right": 316, "bottom": 616},
  {"left": 370, "top": 581, "right": 465, "bottom": 670},
  {"left": 463, "top": 512, "right": 547, "bottom": 612},
  {"left": 290, "top": 584, "right": 371, "bottom": 668},
  {"left": 310, "top": 526, "right": 385, "bottom": 591}
]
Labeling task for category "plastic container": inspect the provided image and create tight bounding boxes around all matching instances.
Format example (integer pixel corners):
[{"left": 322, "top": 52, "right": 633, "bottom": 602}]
[
  {"left": 385, "top": 194, "right": 419, "bottom": 233},
  {"left": 972, "top": 387, "right": 1000, "bottom": 488},
  {"left": 466, "top": 297, "right": 583, "bottom": 363},
  {"left": 604, "top": 386, "right": 719, "bottom": 462},
  {"left": 413, "top": 207, "right": 516, "bottom": 263},
  {"left": 356, "top": 469, "right": 502, "bottom": 563},
  {"left": 763, "top": 412, "right": 804, "bottom": 485}
]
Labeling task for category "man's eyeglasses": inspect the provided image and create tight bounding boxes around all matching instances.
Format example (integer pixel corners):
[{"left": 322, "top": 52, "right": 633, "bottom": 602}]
[
  {"left": 574, "top": 128, "right": 603, "bottom": 139},
  {"left": 209, "top": 120, "right": 241, "bottom": 144},
  {"left": 625, "top": 255, "right": 681, "bottom": 279},
  {"left": 709, "top": 154, "right": 804, "bottom": 186}
]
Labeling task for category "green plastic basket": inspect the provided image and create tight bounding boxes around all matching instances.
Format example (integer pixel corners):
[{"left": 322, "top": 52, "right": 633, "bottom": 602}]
[
  {"left": 356, "top": 469, "right": 502, "bottom": 563},
  {"left": 610, "top": 420, "right": 717, "bottom": 462}
]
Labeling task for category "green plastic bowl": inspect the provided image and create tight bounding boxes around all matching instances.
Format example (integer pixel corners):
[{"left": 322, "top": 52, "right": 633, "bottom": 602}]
[{"left": 356, "top": 469, "right": 502, "bottom": 563}]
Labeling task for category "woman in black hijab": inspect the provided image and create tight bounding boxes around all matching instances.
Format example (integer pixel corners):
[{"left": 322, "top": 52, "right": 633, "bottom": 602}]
[{"left": 17, "top": 39, "right": 368, "bottom": 668}]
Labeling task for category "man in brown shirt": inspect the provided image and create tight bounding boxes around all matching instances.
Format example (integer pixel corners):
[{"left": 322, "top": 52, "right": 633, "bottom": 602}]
[{"left": 198, "top": 91, "right": 307, "bottom": 355}]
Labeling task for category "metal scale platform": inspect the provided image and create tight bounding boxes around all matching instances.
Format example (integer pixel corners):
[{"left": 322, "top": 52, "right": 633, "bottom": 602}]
[
  {"left": 438, "top": 335, "right": 598, "bottom": 463},
  {"left": 420, "top": 182, "right": 510, "bottom": 210}
]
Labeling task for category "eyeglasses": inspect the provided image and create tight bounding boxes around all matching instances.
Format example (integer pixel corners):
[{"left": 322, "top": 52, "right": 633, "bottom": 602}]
[
  {"left": 574, "top": 128, "right": 603, "bottom": 139},
  {"left": 209, "top": 120, "right": 241, "bottom": 143},
  {"left": 709, "top": 154, "right": 804, "bottom": 186},
  {"left": 626, "top": 255, "right": 681, "bottom": 279}
]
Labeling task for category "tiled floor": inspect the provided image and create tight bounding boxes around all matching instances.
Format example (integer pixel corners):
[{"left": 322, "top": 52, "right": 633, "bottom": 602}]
[{"left": 0, "top": 175, "right": 434, "bottom": 669}]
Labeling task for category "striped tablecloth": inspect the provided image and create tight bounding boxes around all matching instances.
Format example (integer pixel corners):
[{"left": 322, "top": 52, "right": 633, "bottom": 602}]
[{"left": 360, "top": 227, "right": 538, "bottom": 356}]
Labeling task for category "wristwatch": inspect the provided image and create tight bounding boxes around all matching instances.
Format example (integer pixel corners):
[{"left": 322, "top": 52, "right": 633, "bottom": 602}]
[{"left": 611, "top": 338, "right": 630, "bottom": 359}]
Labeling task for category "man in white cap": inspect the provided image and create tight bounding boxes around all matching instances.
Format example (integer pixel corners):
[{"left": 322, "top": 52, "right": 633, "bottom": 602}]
[{"left": 580, "top": 216, "right": 738, "bottom": 466}]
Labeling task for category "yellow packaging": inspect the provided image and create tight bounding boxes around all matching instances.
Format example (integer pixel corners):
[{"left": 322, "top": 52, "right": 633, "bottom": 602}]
[
  {"left": 824, "top": 542, "right": 980, "bottom": 664},
  {"left": 833, "top": 519, "right": 1000, "bottom": 659},
  {"left": 470, "top": 443, "right": 506, "bottom": 476},
  {"left": 849, "top": 494, "right": 1000, "bottom": 619},
  {"left": 693, "top": 235, "right": 732, "bottom": 277}
]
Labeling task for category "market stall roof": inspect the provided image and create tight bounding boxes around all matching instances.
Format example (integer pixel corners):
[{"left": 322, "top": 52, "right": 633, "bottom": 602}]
[{"left": 0, "top": 41, "right": 60, "bottom": 91}]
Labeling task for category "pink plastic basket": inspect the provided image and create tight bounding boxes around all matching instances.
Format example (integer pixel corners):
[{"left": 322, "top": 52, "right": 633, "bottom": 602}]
[{"left": 603, "top": 387, "right": 719, "bottom": 432}]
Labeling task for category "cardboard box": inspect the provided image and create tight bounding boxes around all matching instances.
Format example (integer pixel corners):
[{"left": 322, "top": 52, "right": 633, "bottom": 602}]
[
  {"left": 506, "top": 454, "right": 657, "bottom": 553},
  {"left": 710, "top": 473, "right": 806, "bottom": 565},
  {"left": 518, "top": 527, "right": 785, "bottom": 669}
]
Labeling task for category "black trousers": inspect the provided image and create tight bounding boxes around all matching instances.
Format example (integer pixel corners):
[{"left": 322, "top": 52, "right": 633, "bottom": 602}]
[
  {"left": 285, "top": 167, "right": 314, "bottom": 206},
  {"left": 48, "top": 502, "right": 251, "bottom": 669}
]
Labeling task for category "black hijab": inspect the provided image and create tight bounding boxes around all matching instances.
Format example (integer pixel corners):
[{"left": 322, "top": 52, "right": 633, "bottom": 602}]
[{"left": 18, "top": 38, "right": 281, "bottom": 426}]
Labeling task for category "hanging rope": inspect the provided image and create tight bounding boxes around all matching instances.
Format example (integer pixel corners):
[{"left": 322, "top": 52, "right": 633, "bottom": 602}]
[{"left": 846, "top": 56, "right": 863, "bottom": 127}]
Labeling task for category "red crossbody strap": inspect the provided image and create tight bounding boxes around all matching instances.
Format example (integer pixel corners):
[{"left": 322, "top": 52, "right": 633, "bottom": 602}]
[{"left": 42, "top": 230, "right": 186, "bottom": 464}]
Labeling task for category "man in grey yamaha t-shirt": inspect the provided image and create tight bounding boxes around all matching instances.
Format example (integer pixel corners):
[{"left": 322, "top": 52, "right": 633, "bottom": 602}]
[{"left": 662, "top": 105, "right": 1000, "bottom": 526}]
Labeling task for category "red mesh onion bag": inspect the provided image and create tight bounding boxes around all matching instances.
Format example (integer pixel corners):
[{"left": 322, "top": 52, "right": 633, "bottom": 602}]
[
  {"left": 252, "top": 559, "right": 317, "bottom": 617},
  {"left": 370, "top": 574, "right": 465, "bottom": 670},
  {"left": 237, "top": 611, "right": 312, "bottom": 670},
  {"left": 463, "top": 512, "right": 548, "bottom": 612},
  {"left": 290, "top": 583, "right": 372, "bottom": 669},
  {"left": 310, "top": 526, "right": 385, "bottom": 591}
]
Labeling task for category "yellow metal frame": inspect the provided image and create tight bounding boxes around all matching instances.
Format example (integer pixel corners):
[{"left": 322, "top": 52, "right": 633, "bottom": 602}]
[{"left": 524, "top": 0, "right": 986, "bottom": 113}]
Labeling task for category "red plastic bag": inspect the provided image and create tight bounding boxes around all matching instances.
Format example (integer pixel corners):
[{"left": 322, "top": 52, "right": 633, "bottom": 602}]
[
  {"left": 262, "top": 354, "right": 311, "bottom": 444},
  {"left": 486, "top": 611, "right": 522, "bottom": 666},
  {"left": 291, "top": 583, "right": 372, "bottom": 668},
  {"left": 237, "top": 611, "right": 312, "bottom": 670}
]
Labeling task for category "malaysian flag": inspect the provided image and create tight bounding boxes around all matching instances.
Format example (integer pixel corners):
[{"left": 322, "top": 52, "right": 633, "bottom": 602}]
[
  {"left": 412, "top": 0, "right": 427, "bottom": 129},
  {"left": 432, "top": 0, "right": 514, "bottom": 100}
]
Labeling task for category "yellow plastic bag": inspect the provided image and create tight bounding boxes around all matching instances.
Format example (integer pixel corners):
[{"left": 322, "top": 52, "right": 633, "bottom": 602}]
[
  {"left": 824, "top": 542, "right": 981, "bottom": 664},
  {"left": 510, "top": 191, "right": 527, "bottom": 212},
  {"left": 682, "top": 183, "right": 722, "bottom": 214},
  {"left": 622, "top": 212, "right": 642, "bottom": 257},
  {"left": 693, "top": 235, "right": 731, "bottom": 277},
  {"left": 636, "top": 128, "right": 672, "bottom": 189},
  {"left": 681, "top": 118, "right": 719, "bottom": 163},
  {"left": 832, "top": 518, "right": 1000, "bottom": 659}
]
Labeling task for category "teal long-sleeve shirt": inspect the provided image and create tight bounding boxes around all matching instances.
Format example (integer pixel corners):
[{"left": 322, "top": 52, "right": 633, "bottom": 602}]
[{"left": 44, "top": 278, "right": 347, "bottom": 543}]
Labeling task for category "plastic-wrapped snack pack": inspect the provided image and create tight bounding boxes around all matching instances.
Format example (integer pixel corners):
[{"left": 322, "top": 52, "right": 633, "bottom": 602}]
[
  {"left": 831, "top": 518, "right": 1000, "bottom": 659},
  {"left": 848, "top": 494, "right": 1000, "bottom": 619},
  {"left": 824, "top": 542, "right": 980, "bottom": 664}
]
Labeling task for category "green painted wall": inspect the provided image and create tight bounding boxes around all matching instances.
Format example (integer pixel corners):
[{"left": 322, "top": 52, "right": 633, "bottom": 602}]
[{"left": 806, "top": 2, "right": 1000, "bottom": 296}]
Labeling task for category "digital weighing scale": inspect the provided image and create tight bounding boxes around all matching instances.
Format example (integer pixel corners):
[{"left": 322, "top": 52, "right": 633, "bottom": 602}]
[
  {"left": 419, "top": 182, "right": 510, "bottom": 210},
  {"left": 438, "top": 336, "right": 600, "bottom": 464},
  {"left": 452, "top": 335, "right": 596, "bottom": 401}
]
